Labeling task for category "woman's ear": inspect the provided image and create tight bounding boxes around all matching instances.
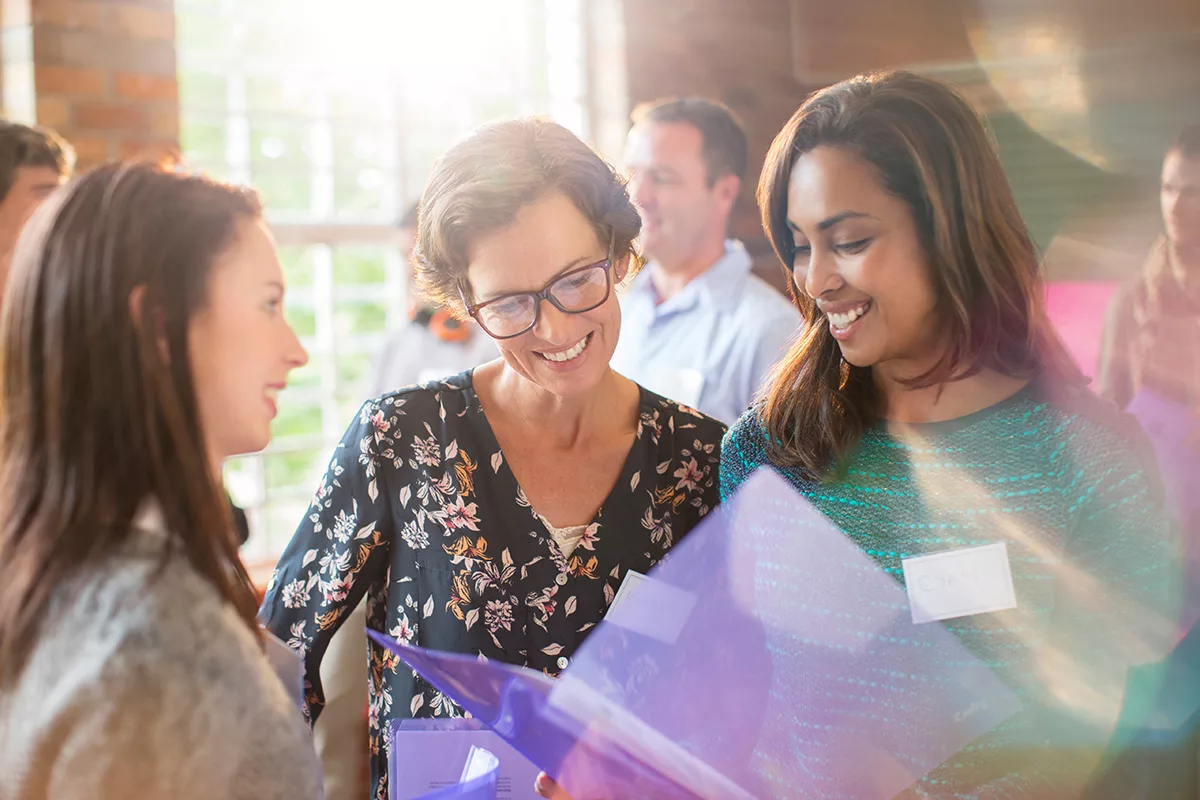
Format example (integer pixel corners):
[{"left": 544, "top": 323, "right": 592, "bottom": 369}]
[
  {"left": 613, "top": 253, "right": 632, "bottom": 285},
  {"left": 128, "top": 284, "right": 170, "bottom": 363}
]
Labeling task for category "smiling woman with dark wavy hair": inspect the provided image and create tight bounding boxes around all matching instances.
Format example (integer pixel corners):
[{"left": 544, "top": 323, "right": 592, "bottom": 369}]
[{"left": 722, "top": 70, "right": 1180, "bottom": 795}]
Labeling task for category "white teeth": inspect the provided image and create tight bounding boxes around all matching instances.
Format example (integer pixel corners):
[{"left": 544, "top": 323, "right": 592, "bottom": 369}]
[
  {"left": 828, "top": 303, "right": 870, "bottom": 330},
  {"left": 542, "top": 334, "right": 590, "bottom": 363}
]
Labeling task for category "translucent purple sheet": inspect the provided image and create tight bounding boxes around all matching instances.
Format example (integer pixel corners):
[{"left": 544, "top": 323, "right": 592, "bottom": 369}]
[{"left": 369, "top": 468, "right": 1021, "bottom": 799}]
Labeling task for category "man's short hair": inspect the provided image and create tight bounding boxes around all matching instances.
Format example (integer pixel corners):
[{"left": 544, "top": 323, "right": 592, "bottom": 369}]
[
  {"left": 630, "top": 97, "right": 748, "bottom": 185},
  {"left": 0, "top": 122, "right": 74, "bottom": 203},
  {"left": 1170, "top": 125, "right": 1200, "bottom": 160}
]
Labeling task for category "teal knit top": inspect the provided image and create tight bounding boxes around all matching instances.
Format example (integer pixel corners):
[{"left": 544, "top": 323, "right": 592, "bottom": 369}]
[{"left": 721, "top": 382, "right": 1180, "bottom": 797}]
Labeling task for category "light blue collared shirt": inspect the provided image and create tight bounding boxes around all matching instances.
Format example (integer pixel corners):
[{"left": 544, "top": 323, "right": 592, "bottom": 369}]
[{"left": 611, "top": 240, "right": 801, "bottom": 424}]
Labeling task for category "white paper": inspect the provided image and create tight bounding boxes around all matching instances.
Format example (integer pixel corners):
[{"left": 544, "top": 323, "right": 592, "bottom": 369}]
[
  {"left": 391, "top": 722, "right": 541, "bottom": 799},
  {"left": 605, "top": 570, "right": 697, "bottom": 644},
  {"left": 459, "top": 746, "right": 500, "bottom": 782},
  {"left": 902, "top": 543, "right": 1017, "bottom": 624}
]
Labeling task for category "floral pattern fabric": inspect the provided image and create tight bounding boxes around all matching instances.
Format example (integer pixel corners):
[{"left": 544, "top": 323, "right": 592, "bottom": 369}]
[{"left": 259, "top": 370, "right": 726, "bottom": 800}]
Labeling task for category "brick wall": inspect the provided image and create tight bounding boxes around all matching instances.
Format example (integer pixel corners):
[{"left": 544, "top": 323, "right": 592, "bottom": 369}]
[
  {"left": 613, "top": 0, "right": 1200, "bottom": 283},
  {"left": 1, "top": 0, "right": 179, "bottom": 171}
]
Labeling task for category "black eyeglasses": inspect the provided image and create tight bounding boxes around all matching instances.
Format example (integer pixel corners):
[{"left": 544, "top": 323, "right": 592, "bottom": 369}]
[{"left": 460, "top": 243, "right": 617, "bottom": 340}]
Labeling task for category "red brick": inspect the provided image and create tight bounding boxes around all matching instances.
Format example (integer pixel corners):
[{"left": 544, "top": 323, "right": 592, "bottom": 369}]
[
  {"left": 69, "top": 135, "right": 112, "bottom": 168},
  {"left": 148, "top": 104, "right": 178, "bottom": 138},
  {"left": 114, "top": 72, "right": 176, "bottom": 102},
  {"left": 31, "top": 0, "right": 107, "bottom": 29},
  {"left": 35, "top": 64, "right": 108, "bottom": 96},
  {"left": 74, "top": 101, "right": 147, "bottom": 131},
  {"left": 107, "top": 4, "right": 173, "bottom": 41},
  {"left": 35, "top": 95, "right": 72, "bottom": 129},
  {"left": 119, "top": 137, "right": 179, "bottom": 162}
]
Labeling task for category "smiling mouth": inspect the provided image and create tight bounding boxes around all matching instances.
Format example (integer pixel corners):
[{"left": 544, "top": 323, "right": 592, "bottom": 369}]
[
  {"left": 827, "top": 301, "right": 871, "bottom": 332},
  {"left": 537, "top": 333, "right": 591, "bottom": 363}
]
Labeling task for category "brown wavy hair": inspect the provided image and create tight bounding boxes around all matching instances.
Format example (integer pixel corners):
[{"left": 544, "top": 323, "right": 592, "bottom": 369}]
[
  {"left": 0, "top": 161, "right": 264, "bottom": 683},
  {"left": 757, "top": 70, "right": 1083, "bottom": 480},
  {"left": 413, "top": 117, "right": 643, "bottom": 316}
]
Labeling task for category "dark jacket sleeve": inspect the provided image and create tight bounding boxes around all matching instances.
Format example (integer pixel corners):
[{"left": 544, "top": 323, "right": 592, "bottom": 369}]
[{"left": 258, "top": 401, "right": 393, "bottom": 725}]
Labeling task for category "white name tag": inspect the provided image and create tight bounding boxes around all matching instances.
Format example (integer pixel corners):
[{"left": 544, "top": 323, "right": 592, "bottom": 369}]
[
  {"left": 605, "top": 570, "right": 696, "bottom": 644},
  {"left": 901, "top": 543, "right": 1017, "bottom": 624}
]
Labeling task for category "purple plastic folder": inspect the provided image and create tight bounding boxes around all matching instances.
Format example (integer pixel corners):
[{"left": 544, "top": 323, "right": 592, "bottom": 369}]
[{"left": 368, "top": 468, "right": 1021, "bottom": 799}]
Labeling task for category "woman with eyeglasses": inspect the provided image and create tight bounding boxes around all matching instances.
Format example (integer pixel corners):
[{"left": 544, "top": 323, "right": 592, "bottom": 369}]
[{"left": 260, "top": 118, "right": 727, "bottom": 800}]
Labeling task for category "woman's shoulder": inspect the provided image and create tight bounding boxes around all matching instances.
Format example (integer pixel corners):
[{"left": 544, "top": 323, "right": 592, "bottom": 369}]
[
  {"left": 1032, "top": 380, "right": 1162, "bottom": 487},
  {"left": 723, "top": 407, "right": 769, "bottom": 458},
  {"left": 638, "top": 386, "right": 728, "bottom": 446},
  {"left": 348, "top": 370, "right": 478, "bottom": 445},
  {"left": 370, "top": 369, "right": 475, "bottom": 416},
  {"left": 7, "top": 548, "right": 320, "bottom": 796}
]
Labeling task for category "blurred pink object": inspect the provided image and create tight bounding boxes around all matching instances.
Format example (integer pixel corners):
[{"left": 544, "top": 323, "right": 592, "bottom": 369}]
[{"left": 1044, "top": 281, "right": 1119, "bottom": 380}]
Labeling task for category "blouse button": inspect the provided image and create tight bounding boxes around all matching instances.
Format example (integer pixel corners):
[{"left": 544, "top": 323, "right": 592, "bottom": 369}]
[
  {"left": 557, "top": 656, "right": 569, "bottom": 670},
  {"left": 555, "top": 573, "right": 568, "bottom": 586}
]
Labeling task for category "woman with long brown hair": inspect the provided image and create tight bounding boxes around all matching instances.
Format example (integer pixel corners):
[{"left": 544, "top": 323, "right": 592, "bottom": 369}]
[
  {"left": 0, "top": 162, "right": 318, "bottom": 798},
  {"left": 722, "top": 71, "right": 1180, "bottom": 795}
]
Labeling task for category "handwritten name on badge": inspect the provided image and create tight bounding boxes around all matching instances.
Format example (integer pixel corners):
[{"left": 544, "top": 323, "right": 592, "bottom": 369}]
[{"left": 901, "top": 542, "right": 1017, "bottom": 625}]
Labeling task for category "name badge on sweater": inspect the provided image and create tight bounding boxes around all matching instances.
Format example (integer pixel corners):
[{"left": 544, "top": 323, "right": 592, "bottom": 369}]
[{"left": 902, "top": 543, "right": 1017, "bottom": 624}]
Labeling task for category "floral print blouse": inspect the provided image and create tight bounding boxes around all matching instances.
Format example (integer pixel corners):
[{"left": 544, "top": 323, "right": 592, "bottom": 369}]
[{"left": 259, "top": 370, "right": 726, "bottom": 800}]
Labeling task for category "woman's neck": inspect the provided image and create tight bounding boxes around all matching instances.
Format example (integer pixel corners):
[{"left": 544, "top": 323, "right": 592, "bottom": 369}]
[
  {"left": 874, "top": 362, "right": 1030, "bottom": 424},
  {"left": 475, "top": 363, "right": 638, "bottom": 449}
]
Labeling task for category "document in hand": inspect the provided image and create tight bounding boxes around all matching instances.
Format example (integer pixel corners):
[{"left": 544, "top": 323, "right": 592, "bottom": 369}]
[{"left": 369, "top": 468, "right": 1021, "bottom": 799}]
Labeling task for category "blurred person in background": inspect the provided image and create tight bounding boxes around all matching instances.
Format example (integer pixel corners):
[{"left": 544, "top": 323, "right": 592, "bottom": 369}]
[
  {"left": 1097, "top": 125, "right": 1200, "bottom": 629},
  {"left": 1098, "top": 125, "right": 1200, "bottom": 410},
  {"left": 0, "top": 122, "right": 73, "bottom": 294},
  {"left": 612, "top": 98, "right": 799, "bottom": 424},
  {"left": 0, "top": 162, "right": 316, "bottom": 799},
  {"left": 371, "top": 201, "right": 496, "bottom": 395}
]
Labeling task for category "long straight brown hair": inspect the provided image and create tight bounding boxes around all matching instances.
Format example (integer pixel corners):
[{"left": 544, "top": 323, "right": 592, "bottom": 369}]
[
  {"left": 757, "top": 71, "right": 1084, "bottom": 480},
  {"left": 0, "top": 161, "right": 264, "bottom": 683}
]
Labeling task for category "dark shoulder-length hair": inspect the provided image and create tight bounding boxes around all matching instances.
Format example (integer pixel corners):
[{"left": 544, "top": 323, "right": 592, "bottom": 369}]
[
  {"left": 757, "top": 70, "right": 1083, "bottom": 480},
  {"left": 0, "top": 161, "right": 264, "bottom": 683}
]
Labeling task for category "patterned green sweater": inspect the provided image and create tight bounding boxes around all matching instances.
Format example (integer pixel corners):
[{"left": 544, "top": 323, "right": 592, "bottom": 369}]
[{"left": 721, "top": 382, "right": 1180, "bottom": 798}]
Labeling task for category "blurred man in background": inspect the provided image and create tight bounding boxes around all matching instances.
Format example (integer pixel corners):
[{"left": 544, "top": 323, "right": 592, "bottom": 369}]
[
  {"left": 0, "top": 122, "right": 74, "bottom": 294},
  {"left": 612, "top": 98, "right": 799, "bottom": 424},
  {"left": 1098, "top": 125, "right": 1200, "bottom": 409},
  {"left": 1097, "top": 125, "right": 1200, "bottom": 632}
]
